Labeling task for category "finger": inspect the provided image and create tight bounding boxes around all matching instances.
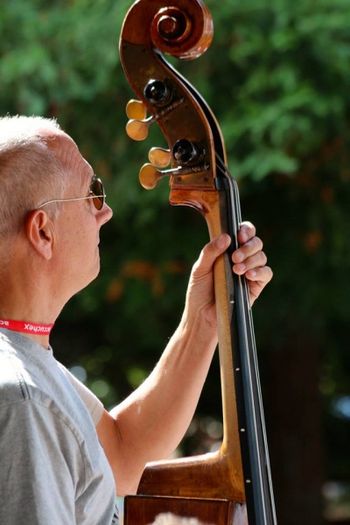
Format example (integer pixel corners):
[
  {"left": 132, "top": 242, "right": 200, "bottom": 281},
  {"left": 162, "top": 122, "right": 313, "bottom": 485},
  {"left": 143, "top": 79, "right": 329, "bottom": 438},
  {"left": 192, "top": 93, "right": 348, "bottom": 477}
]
[
  {"left": 232, "top": 236, "right": 263, "bottom": 264},
  {"left": 248, "top": 281, "right": 266, "bottom": 306},
  {"left": 192, "top": 234, "right": 231, "bottom": 277},
  {"left": 232, "top": 251, "right": 267, "bottom": 275},
  {"left": 245, "top": 266, "right": 273, "bottom": 285},
  {"left": 245, "top": 267, "right": 273, "bottom": 306},
  {"left": 237, "top": 221, "right": 256, "bottom": 244}
]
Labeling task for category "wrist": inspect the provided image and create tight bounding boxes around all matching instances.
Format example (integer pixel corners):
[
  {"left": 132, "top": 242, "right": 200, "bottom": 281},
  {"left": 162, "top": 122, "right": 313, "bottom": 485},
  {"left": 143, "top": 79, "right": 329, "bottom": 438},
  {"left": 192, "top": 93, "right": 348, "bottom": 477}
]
[{"left": 178, "top": 304, "right": 218, "bottom": 354}]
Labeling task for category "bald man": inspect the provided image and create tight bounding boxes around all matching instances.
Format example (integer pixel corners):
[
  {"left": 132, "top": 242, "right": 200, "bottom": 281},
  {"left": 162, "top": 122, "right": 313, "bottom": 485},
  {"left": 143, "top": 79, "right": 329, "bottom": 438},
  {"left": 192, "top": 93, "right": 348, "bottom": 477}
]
[{"left": 0, "top": 116, "right": 272, "bottom": 524}]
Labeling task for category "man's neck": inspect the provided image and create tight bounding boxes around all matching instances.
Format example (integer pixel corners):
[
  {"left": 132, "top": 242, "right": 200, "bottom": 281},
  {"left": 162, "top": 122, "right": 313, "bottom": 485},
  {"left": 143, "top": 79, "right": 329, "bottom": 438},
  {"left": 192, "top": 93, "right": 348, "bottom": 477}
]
[
  {"left": 0, "top": 318, "right": 53, "bottom": 349},
  {"left": 0, "top": 285, "right": 59, "bottom": 350},
  {"left": 0, "top": 247, "right": 64, "bottom": 350}
]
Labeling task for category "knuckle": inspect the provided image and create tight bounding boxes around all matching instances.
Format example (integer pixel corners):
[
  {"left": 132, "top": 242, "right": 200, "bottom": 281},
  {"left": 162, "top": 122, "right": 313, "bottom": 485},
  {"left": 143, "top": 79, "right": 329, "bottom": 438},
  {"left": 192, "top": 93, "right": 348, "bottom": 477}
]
[
  {"left": 260, "top": 251, "right": 267, "bottom": 264},
  {"left": 244, "top": 236, "right": 262, "bottom": 255},
  {"left": 254, "top": 236, "right": 263, "bottom": 251}
]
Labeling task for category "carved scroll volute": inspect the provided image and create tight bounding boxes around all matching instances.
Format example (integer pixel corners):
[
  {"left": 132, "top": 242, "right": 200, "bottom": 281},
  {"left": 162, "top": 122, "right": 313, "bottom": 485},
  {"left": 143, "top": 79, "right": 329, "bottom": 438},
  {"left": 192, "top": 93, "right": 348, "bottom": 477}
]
[{"left": 121, "top": 0, "right": 213, "bottom": 59}]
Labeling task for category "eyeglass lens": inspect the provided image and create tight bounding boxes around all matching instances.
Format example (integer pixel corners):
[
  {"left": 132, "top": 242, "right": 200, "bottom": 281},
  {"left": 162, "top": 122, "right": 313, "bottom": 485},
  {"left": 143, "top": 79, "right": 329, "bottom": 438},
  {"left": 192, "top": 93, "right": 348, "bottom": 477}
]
[{"left": 91, "top": 177, "right": 105, "bottom": 210}]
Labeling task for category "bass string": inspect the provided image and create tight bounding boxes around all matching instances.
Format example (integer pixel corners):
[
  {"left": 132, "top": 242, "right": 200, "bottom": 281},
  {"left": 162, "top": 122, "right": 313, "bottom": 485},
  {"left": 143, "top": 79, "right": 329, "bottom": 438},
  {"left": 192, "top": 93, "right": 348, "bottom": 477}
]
[{"left": 215, "top": 152, "right": 277, "bottom": 522}]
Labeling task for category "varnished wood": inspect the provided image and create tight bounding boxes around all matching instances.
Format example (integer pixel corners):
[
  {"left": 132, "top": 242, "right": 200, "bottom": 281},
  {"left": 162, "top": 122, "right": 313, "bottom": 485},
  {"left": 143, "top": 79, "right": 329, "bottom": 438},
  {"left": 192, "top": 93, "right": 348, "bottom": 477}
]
[
  {"left": 122, "top": 0, "right": 213, "bottom": 59},
  {"left": 120, "top": 42, "right": 218, "bottom": 191},
  {"left": 120, "top": 0, "right": 248, "bottom": 519},
  {"left": 119, "top": 0, "right": 277, "bottom": 522},
  {"left": 137, "top": 189, "right": 245, "bottom": 502}
]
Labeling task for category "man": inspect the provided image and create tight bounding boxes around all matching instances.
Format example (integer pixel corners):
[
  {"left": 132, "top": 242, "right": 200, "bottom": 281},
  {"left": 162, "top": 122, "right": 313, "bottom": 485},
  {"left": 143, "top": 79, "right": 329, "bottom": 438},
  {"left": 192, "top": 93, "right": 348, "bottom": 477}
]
[{"left": 0, "top": 115, "right": 272, "bottom": 524}]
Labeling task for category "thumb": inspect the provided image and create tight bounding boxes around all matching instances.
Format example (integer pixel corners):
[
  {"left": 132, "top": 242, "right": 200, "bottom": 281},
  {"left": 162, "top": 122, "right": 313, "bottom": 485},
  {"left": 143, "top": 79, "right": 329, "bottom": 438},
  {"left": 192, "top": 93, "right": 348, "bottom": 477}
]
[{"left": 193, "top": 234, "right": 231, "bottom": 277}]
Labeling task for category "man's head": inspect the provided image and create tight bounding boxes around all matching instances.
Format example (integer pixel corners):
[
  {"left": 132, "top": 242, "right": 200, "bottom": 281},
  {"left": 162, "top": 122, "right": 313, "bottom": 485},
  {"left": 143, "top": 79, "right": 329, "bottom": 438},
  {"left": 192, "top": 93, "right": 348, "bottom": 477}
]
[{"left": 0, "top": 115, "right": 112, "bottom": 302}]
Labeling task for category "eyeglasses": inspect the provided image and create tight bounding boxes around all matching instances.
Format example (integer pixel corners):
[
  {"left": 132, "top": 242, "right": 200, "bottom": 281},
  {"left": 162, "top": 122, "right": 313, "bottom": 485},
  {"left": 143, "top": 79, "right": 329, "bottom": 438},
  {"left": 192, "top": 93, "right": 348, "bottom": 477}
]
[{"left": 38, "top": 175, "right": 106, "bottom": 211}]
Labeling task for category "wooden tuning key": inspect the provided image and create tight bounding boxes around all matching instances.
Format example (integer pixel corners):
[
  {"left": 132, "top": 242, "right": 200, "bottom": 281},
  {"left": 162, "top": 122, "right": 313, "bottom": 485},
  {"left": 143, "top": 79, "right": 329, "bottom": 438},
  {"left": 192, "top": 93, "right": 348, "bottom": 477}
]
[
  {"left": 148, "top": 147, "right": 171, "bottom": 168},
  {"left": 139, "top": 162, "right": 181, "bottom": 190},
  {"left": 125, "top": 99, "right": 151, "bottom": 141},
  {"left": 139, "top": 163, "right": 162, "bottom": 190},
  {"left": 126, "top": 99, "right": 147, "bottom": 120},
  {"left": 126, "top": 119, "right": 150, "bottom": 141}
]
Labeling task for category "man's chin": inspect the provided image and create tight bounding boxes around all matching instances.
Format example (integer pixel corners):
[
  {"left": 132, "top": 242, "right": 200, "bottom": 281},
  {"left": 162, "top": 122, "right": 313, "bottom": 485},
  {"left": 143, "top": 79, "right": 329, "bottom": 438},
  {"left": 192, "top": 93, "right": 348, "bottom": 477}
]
[{"left": 78, "top": 262, "right": 101, "bottom": 292}]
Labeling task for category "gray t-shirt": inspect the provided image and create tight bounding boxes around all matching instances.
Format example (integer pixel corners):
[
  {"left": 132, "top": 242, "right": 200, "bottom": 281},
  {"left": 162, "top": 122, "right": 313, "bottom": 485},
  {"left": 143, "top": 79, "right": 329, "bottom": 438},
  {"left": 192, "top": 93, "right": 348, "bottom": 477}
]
[{"left": 0, "top": 328, "right": 119, "bottom": 524}]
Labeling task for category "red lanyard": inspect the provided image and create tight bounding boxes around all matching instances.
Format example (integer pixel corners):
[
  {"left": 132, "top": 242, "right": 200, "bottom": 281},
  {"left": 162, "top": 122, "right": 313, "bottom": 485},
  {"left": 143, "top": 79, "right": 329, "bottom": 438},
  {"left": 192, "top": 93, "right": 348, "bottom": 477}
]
[{"left": 0, "top": 319, "right": 54, "bottom": 335}]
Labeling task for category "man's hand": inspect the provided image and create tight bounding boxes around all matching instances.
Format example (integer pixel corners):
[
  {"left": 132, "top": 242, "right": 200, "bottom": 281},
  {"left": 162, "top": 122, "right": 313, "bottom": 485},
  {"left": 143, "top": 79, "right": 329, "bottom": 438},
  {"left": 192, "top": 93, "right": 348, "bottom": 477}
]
[
  {"left": 184, "top": 221, "right": 273, "bottom": 328},
  {"left": 231, "top": 221, "right": 273, "bottom": 306}
]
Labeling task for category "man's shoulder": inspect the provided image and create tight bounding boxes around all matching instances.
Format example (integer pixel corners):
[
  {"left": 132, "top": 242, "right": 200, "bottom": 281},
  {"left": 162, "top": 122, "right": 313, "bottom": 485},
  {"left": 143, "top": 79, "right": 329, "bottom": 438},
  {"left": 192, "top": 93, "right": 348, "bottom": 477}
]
[
  {"left": 0, "top": 337, "right": 65, "bottom": 414},
  {"left": 0, "top": 332, "right": 102, "bottom": 456},
  {"left": 0, "top": 331, "right": 64, "bottom": 406},
  {"left": 0, "top": 343, "right": 31, "bottom": 404},
  {"left": 0, "top": 348, "right": 85, "bottom": 454}
]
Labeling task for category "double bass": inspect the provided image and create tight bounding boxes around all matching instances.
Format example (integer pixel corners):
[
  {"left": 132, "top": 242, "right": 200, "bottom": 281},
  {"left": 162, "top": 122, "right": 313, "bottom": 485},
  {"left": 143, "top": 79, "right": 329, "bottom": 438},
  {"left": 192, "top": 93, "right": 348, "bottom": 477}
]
[{"left": 119, "top": 1, "right": 277, "bottom": 523}]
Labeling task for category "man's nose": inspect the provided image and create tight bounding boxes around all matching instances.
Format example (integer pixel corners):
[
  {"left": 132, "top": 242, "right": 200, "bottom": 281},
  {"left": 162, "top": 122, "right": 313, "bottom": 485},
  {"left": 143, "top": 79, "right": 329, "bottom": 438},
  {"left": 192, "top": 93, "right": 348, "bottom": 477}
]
[{"left": 99, "top": 203, "right": 113, "bottom": 226}]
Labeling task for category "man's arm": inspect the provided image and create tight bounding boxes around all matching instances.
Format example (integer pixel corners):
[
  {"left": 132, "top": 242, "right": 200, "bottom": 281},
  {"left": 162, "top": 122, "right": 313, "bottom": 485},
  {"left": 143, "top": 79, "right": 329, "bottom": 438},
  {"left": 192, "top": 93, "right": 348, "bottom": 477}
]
[{"left": 97, "top": 222, "right": 273, "bottom": 495}]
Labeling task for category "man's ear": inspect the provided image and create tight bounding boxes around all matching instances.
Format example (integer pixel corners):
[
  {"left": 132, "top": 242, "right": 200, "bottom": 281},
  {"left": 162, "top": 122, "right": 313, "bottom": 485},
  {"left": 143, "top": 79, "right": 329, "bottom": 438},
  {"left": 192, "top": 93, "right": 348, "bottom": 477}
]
[{"left": 25, "top": 210, "right": 55, "bottom": 260}]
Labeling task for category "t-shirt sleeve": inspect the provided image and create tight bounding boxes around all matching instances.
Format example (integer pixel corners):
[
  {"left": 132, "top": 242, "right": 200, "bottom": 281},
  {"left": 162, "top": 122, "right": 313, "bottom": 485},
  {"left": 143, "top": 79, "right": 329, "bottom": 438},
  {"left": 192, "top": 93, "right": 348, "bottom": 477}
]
[
  {"left": 57, "top": 363, "right": 105, "bottom": 425},
  {"left": 0, "top": 399, "right": 84, "bottom": 525}
]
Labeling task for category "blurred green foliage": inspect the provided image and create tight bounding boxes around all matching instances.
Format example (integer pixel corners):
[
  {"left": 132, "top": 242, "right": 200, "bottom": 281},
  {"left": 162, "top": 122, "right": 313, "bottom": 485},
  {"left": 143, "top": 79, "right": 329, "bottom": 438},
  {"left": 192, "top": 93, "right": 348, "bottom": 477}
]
[{"left": 1, "top": 0, "right": 350, "bottom": 522}]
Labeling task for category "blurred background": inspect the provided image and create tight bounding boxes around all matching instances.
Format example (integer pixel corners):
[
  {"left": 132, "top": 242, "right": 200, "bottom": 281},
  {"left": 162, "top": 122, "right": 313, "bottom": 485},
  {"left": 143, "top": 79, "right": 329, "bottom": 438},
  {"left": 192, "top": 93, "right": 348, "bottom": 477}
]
[{"left": 1, "top": 0, "right": 350, "bottom": 523}]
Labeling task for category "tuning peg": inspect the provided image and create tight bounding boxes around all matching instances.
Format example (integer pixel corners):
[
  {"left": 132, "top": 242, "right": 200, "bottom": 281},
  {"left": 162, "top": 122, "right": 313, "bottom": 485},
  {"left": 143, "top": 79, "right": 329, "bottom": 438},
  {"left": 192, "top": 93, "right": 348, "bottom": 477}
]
[
  {"left": 139, "top": 163, "right": 182, "bottom": 190},
  {"left": 125, "top": 99, "right": 151, "bottom": 141},
  {"left": 139, "top": 163, "right": 163, "bottom": 190},
  {"left": 148, "top": 147, "right": 171, "bottom": 168},
  {"left": 126, "top": 119, "right": 150, "bottom": 141},
  {"left": 126, "top": 99, "right": 147, "bottom": 120}
]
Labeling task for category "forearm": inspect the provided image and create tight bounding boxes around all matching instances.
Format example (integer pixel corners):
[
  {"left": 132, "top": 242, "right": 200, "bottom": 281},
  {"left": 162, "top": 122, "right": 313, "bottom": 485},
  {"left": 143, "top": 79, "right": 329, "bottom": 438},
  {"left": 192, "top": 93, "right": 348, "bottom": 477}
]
[
  {"left": 115, "top": 313, "right": 215, "bottom": 444},
  {"left": 109, "top": 309, "right": 217, "bottom": 490}
]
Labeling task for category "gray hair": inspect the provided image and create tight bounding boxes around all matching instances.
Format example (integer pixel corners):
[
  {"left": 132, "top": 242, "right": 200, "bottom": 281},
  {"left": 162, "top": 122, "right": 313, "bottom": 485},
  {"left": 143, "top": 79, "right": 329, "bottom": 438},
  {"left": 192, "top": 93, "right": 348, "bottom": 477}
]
[{"left": 0, "top": 115, "right": 68, "bottom": 237}]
